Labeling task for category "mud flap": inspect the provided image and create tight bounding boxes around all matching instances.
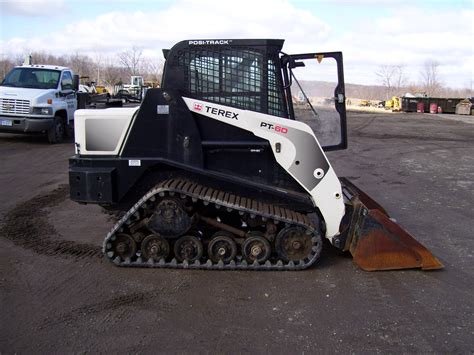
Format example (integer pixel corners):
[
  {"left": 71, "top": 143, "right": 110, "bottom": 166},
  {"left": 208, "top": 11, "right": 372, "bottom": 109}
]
[{"left": 338, "top": 178, "right": 443, "bottom": 271}]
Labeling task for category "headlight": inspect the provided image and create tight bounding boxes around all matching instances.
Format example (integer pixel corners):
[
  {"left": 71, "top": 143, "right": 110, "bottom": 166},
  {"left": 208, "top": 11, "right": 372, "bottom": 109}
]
[{"left": 32, "top": 107, "right": 53, "bottom": 115}]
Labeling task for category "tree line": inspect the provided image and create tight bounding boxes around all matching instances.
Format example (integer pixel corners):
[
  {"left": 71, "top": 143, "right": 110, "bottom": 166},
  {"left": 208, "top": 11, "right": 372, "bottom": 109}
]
[
  {"left": 1, "top": 49, "right": 471, "bottom": 100},
  {"left": 0, "top": 47, "right": 163, "bottom": 89},
  {"left": 374, "top": 60, "right": 472, "bottom": 100}
]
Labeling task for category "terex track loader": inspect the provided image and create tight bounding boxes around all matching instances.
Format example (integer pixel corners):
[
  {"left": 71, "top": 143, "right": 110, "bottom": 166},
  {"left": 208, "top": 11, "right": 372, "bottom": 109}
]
[{"left": 69, "top": 39, "right": 443, "bottom": 271}]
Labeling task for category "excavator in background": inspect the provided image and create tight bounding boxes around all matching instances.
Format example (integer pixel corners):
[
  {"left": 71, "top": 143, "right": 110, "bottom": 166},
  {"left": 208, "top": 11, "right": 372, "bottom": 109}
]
[
  {"left": 68, "top": 39, "right": 443, "bottom": 271},
  {"left": 385, "top": 96, "right": 402, "bottom": 111}
]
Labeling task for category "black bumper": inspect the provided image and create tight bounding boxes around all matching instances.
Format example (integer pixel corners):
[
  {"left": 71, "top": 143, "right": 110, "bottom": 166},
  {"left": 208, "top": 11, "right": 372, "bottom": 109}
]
[
  {"left": 0, "top": 116, "right": 54, "bottom": 133},
  {"left": 69, "top": 166, "right": 117, "bottom": 203},
  {"left": 69, "top": 155, "right": 151, "bottom": 205}
]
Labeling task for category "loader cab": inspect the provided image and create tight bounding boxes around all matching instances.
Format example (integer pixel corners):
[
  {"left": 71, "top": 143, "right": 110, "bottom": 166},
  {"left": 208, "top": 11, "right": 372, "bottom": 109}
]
[
  {"left": 162, "top": 39, "right": 347, "bottom": 151},
  {"left": 162, "top": 39, "right": 288, "bottom": 118}
]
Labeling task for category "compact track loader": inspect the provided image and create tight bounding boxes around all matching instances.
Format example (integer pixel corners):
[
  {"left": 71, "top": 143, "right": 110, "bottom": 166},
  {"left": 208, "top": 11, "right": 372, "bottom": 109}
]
[{"left": 69, "top": 39, "right": 443, "bottom": 271}]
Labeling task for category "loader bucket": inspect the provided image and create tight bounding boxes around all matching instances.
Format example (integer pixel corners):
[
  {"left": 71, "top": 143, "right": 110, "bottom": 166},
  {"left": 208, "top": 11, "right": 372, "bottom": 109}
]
[{"left": 339, "top": 178, "right": 443, "bottom": 271}]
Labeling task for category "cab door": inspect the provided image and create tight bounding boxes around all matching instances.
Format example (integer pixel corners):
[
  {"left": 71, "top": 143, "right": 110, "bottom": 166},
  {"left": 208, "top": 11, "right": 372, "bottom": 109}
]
[
  {"left": 281, "top": 52, "right": 347, "bottom": 151},
  {"left": 60, "top": 71, "right": 77, "bottom": 123}
]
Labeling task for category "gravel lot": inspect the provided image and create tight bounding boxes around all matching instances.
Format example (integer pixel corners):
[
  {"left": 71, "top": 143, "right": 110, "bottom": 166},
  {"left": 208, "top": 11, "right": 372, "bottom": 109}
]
[{"left": 1, "top": 111, "right": 473, "bottom": 353}]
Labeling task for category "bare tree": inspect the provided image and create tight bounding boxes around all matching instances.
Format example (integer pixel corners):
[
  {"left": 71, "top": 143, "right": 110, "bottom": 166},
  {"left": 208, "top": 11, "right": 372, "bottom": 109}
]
[
  {"left": 407, "top": 82, "right": 423, "bottom": 95},
  {"left": 375, "top": 64, "right": 406, "bottom": 99},
  {"left": 393, "top": 64, "right": 406, "bottom": 93},
  {"left": 101, "top": 56, "right": 129, "bottom": 88},
  {"left": 93, "top": 47, "right": 103, "bottom": 84},
  {"left": 375, "top": 64, "right": 396, "bottom": 99},
  {"left": 118, "top": 46, "right": 144, "bottom": 76},
  {"left": 0, "top": 54, "right": 15, "bottom": 79},
  {"left": 420, "top": 59, "right": 442, "bottom": 97},
  {"left": 68, "top": 53, "right": 94, "bottom": 78},
  {"left": 142, "top": 57, "right": 164, "bottom": 86},
  {"left": 30, "top": 51, "right": 67, "bottom": 66}
]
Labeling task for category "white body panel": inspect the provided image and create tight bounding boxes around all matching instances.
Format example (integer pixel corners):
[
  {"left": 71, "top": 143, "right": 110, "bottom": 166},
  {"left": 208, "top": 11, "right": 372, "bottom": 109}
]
[
  {"left": 74, "top": 107, "right": 139, "bottom": 155},
  {"left": 182, "top": 97, "right": 345, "bottom": 238},
  {"left": 73, "top": 97, "right": 345, "bottom": 237}
]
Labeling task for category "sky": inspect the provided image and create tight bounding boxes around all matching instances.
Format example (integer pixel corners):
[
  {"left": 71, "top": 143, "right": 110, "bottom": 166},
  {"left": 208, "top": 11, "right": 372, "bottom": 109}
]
[{"left": 0, "top": 0, "right": 473, "bottom": 88}]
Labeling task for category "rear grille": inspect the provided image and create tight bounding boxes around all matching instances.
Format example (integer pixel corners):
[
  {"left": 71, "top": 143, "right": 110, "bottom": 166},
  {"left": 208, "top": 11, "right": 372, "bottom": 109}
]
[{"left": 0, "top": 98, "right": 30, "bottom": 115}]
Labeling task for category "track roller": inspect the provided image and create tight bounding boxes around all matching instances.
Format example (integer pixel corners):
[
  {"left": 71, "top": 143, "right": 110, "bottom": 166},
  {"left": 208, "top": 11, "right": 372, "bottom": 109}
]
[
  {"left": 242, "top": 234, "right": 271, "bottom": 264},
  {"left": 174, "top": 235, "right": 203, "bottom": 262},
  {"left": 141, "top": 234, "right": 170, "bottom": 261},
  {"left": 208, "top": 231, "right": 237, "bottom": 263}
]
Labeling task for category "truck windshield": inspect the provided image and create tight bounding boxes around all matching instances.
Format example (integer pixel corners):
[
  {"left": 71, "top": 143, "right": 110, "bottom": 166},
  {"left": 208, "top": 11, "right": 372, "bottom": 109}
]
[{"left": 1, "top": 68, "right": 61, "bottom": 89}]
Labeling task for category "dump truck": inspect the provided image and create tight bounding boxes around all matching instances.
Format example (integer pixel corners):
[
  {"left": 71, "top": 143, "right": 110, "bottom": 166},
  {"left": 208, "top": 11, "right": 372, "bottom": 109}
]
[{"left": 69, "top": 39, "right": 443, "bottom": 271}]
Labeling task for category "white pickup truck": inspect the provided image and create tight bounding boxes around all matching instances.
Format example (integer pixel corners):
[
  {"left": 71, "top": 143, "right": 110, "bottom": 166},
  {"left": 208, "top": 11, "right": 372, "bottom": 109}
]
[{"left": 0, "top": 64, "right": 78, "bottom": 143}]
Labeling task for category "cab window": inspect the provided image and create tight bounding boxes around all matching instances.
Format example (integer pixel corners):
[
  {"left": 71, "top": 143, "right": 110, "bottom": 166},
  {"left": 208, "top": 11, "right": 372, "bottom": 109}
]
[
  {"left": 1, "top": 68, "right": 60, "bottom": 89},
  {"left": 180, "top": 48, "right": 287, "bottom": 118},
  {"left": 61, "top": 71, "right": 73, "bottom": 91}
]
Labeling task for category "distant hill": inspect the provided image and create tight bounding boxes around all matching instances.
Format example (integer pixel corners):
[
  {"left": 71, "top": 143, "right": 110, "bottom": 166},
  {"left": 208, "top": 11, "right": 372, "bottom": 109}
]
[
  {"left": 294, "top": 80, "right": 472, "bottom": 101},
  {"left": 293, "top": 80, "right": 390, "bottom": 101}
]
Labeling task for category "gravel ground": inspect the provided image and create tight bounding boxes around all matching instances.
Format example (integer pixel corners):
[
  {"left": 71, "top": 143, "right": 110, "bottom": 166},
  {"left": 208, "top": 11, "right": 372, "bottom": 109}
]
[{"left": 1, "top": 111, "right": 473, "bottom": 353}]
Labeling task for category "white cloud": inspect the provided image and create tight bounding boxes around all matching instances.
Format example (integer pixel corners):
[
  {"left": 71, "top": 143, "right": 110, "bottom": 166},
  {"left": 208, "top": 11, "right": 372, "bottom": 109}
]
[
  {"left": 0, "top": 0, "right": 472, "bottom": 88},
  {"left": 1, "top": 0, "right": 67, "bottom": 16},
  {"left": 318, "top": 7, "right": 473, "bottom": 87},
  {"left": 1, "top": 0, "right": 330, "bottom": 54}
]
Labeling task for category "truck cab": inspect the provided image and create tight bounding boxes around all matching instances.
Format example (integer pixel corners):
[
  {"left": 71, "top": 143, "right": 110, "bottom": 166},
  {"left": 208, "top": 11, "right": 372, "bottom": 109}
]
[
  {"left": 130, "top": 76, "right": 144, "bottom": 87},
  {"left": 120, "top": 75, "right": 147, "bottom": 101},
  {"left": 0, "top": 64, "right": 78, "bottom": 143}
]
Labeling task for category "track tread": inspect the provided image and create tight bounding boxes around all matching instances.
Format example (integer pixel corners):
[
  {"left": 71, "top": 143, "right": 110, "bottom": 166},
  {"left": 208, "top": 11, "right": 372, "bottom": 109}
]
[{"left": 103, "top": 179, "right": 322, "bottom": 271}]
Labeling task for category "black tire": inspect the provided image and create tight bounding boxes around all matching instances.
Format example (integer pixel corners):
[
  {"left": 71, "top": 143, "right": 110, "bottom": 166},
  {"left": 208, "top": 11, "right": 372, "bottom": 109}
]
[
  {"left": 47, "top": 116, "right": 65, "bottom": 144},
  {"left": 65, "top": 120, "right": 74, "bottom": 139}
]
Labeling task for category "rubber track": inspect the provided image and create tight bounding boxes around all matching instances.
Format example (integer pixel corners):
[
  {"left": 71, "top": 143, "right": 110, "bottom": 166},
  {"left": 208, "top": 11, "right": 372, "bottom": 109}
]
[{"left": 103, "top": 179, "right": 322, "bottom": 270}]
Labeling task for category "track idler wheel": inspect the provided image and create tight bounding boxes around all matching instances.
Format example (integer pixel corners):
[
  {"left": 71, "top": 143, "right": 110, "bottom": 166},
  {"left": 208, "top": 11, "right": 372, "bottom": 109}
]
[
  {"left": 108, "top": 233, "right": 137, "bottom": 261},
  {"left": 174, "top": 235, "right": 203, "bottom": 262},
  {"left": 208, "top": 232, "right": 237, "bottom": 263},
  {"left": 276, "top": 226, "right": 313, "bottom": 262},
  {"left": 242, "top": 234, "right": 271, "bottom": 264},
  {"left": 141, "top": 234, "right": 170, "bottom": 261}
]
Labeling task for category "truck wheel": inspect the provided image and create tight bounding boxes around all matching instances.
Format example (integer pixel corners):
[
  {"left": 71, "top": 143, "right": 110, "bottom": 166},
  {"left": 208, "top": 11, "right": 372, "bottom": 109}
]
[
  {"left": 65, "top": 120, "right": 74, "bottom": 139},
  {"left": 47, "top": 116, "right": 65, "bottom": 144}
]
